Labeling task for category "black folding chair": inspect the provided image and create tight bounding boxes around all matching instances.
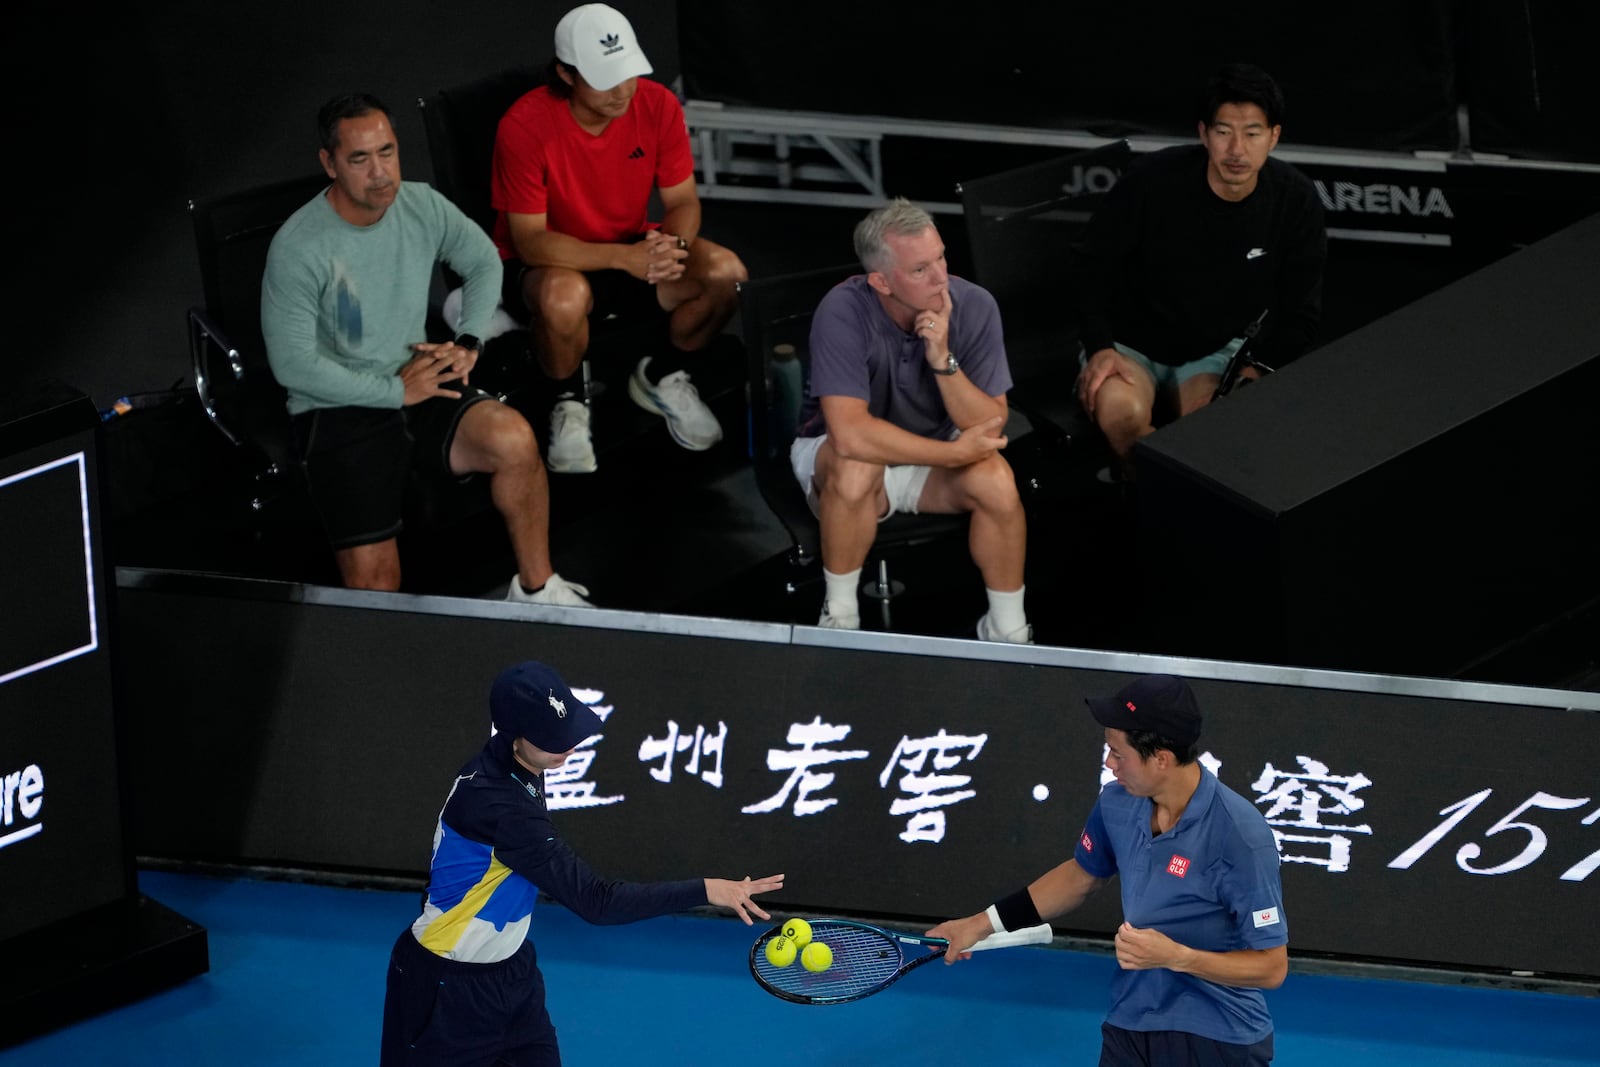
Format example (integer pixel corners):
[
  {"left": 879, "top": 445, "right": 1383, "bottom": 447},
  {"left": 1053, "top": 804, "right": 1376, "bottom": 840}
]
[
  {"left": 187, "top": 173, "right": 329, "bottom": 513},
  {"left": 418, "top": 66, "right": 544, "bottom": 269},
  {"left": 738, "top": 265, "right": 968, "bottom": 611},
  {"left": 956, "top": 140, "right": 1134, "bottom": 439}
]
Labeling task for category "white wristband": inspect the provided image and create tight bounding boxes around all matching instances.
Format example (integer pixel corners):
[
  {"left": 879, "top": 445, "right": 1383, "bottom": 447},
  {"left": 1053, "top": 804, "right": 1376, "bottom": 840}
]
[{"left": 985, "top": 903, "right": 1006, "bottom": 934}]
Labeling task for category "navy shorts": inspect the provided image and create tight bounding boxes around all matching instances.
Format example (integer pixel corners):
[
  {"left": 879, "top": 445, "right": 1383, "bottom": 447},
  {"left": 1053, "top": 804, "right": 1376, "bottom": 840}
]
[
  {"left": 1099, "top": 1022, "right": 1273, "bottom": 1066},
  {"left": 379, "top": 930, "right": 560, "bottom": 1067},
  {"left": 292, "top": 389, "right": 492, "bottom": 549}
]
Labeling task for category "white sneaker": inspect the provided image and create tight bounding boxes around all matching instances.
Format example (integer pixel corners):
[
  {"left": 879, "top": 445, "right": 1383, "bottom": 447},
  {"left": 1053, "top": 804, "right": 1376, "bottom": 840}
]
[
  {"left": 547, "top": 399, "right": 596, "bottom": 473},
  {"left": 976, "top": 612, "right": 1033, "bottom": 644},
  {"left": 628, "top": 358, "right": 723, "bottom": 451},
  {"left": 818, "top": 604, "right": 860, "bottom": 630},
  {"left": 506, "top": 573, "right": 593, "bottom": 607}
]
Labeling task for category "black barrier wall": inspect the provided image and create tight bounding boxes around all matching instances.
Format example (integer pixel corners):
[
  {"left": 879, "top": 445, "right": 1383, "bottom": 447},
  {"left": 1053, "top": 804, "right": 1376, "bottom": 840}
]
[
  {"left": 1134, "top": 212, "right": 1600, "bottom": 677},
  {"left": 116, "top": 572, "right": 1600, "bottom": 980},
  {"left": 1, "top": 386, "right": 209, "bottom": 1045},
  {"left": 1, "top": 386, "right": 128, "bottom": 941}
]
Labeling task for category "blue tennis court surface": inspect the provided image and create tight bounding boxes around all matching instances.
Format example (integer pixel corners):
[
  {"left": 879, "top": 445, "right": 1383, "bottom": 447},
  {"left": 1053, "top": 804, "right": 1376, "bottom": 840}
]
[{"left": 3, "top": 870, "right": 1595, "bottom": 1065}]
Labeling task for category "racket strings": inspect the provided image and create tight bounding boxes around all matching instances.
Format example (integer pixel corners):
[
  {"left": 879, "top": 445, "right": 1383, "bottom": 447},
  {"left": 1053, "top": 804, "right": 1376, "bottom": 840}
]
[{"left": 752, "top": 923, "right": 906, "bottom": 1001}]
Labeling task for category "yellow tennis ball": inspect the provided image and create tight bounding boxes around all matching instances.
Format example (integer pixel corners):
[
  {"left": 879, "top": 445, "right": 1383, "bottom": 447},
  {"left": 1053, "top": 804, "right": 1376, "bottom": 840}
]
[
  {"left": 801, "top": 940, "right": 833, "bottom": 973},
  {"left": 764, "top": 935, "right": 796, "bottom": 968},
  {"left": 782, "top": 918, "right": 813, "bottom": 948}
]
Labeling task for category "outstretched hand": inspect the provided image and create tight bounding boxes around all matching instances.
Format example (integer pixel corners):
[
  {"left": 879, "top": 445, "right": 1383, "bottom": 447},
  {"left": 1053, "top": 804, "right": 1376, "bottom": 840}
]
[
  {"left": 924, "top": 913, "right": 991, "bottom": 964},
  {"left": 705, "top": 873, "right": 785, "bottom": 925}
]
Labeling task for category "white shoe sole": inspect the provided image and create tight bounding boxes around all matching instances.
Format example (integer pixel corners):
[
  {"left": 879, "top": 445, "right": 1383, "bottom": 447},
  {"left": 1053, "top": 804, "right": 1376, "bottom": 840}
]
[
  {"left": 548, "top": 403, "right": 598, "bottom": 473},
  {"left": 547, "top": 454, "right": 598, "bottom": 474},
  {"left": 976, "top": 617, "right": 1033, "bottom": 644},
  {"left": 627, "top": 374, "right": 722, "bottom": 451}
]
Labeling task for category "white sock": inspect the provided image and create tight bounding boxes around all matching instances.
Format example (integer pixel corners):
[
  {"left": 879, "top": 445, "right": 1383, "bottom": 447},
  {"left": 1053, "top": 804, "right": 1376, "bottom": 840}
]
[
  {"left": 823, "top": 567, "right": 862, "bottom": 620},
  {"left": 985, "top": 585, "right": 1027, "bottom": 635}
]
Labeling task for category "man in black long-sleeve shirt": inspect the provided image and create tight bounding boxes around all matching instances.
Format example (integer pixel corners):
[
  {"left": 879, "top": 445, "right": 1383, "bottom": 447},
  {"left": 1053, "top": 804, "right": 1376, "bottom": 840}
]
[
  {"left": 379, "top": 660, "right": 783, "bottom": 1066},
  {"left": 1075, "top": 64, "right": 1327, "bottom": 472}
]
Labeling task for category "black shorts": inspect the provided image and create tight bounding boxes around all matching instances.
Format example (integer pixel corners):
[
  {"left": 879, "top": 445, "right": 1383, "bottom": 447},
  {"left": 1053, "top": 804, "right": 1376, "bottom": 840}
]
[
  {"left": 1099, "top": 1022, "right": 1274, "bottom": 1066},
  {"left": 500, "top": 239, "right": 666, "bottom": 327},
  {"left": 291, "top": 389, "right": 493, "bottom": 549},
  {"left": 379, "top": 930, "right": 559, "bottom": 1067}
]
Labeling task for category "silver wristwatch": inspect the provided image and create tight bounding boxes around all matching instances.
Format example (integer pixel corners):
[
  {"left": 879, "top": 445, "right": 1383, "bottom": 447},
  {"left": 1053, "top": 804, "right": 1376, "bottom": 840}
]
[{"left": 933, "top": 351, "right": 960, "bottom": 376}]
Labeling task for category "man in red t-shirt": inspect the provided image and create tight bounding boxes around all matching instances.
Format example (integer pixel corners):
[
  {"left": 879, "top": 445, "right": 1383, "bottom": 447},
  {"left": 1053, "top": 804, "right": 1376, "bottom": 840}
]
[{"left": 491, "top": 3, "right": 747, "bottom": 473}]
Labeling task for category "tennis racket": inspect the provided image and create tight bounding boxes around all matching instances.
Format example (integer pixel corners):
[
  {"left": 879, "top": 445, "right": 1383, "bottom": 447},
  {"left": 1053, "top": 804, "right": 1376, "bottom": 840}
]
[{"left": 749, "top": 918, "right": 1053, "bottom": 1005}]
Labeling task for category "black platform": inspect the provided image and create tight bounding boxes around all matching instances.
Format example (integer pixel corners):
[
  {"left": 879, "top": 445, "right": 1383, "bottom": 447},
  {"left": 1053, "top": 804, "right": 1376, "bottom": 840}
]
[
  {"left": 1135, "top": 211, "right": 1600, "bottom": 678},
  {"left": 0, "top": 895, "right": 209, "bottom": 1049}
]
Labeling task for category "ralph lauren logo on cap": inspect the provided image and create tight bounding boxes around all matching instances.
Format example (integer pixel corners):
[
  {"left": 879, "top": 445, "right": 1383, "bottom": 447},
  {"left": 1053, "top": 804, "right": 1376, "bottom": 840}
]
[{"left": 548, "top": 690, "right": 567, "bottom": 718}]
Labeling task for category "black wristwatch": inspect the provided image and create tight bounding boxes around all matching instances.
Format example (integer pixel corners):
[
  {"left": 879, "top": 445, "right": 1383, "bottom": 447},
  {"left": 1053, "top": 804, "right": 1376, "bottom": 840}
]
[
  {"left": 933, "top": 351, "right": 960, "bottom": 376},
  {"left": 454, "top": 334, "right": 481, "bottom": 352}
]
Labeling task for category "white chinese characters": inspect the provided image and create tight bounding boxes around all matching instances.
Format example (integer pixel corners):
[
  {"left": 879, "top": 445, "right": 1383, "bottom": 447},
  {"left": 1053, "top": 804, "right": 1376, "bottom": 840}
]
[{"left": 1252, "top": 758, "right": 1374, "bottom": 873}]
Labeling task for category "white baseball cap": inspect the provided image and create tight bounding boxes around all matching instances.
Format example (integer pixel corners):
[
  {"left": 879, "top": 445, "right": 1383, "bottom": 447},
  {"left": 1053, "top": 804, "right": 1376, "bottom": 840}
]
[{"left": 554, "top": 4, "right": 653, "bottom": 91}]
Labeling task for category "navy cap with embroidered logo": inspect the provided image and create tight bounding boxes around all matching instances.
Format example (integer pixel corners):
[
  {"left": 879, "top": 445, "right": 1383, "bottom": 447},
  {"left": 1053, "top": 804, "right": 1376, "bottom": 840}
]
[
  {"left": 490, "top": 661, "right": 602, "bottom": 753},
  {"left": 1086, "top": 674, "right": 1202, "bottom": 748}
]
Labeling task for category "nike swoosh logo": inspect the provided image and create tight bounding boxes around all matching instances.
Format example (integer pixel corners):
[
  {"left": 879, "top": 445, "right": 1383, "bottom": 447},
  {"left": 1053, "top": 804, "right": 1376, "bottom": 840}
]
[{"left": 1246, "top": 248, "right": 1267, "bottom": 259}]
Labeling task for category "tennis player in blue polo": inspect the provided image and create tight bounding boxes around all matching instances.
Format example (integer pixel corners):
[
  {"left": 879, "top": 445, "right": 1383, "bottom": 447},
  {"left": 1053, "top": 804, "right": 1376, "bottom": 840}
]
[
  {"left": 379, "top": 660, "right": 784, "bottom": 1066},
  {"left": 928, "top": 674, "right": 1288, "bottom": 1065}
]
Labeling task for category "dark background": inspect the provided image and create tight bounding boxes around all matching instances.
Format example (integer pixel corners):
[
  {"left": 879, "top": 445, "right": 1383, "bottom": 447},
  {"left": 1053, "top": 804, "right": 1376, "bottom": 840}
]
[{"left": 10, "top": 2, "right": 1600, "bottom": 411}]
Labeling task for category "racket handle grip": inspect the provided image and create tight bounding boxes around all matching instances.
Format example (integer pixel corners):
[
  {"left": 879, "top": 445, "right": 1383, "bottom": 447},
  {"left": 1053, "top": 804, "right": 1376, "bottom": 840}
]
[{"left": 973, "top": 922, "right": 1053, "bottom": 950}]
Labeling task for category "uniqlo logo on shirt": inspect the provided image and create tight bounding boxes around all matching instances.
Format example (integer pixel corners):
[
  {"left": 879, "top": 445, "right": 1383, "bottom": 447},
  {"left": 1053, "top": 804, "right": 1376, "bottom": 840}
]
[
  {"left": 1167, "top": 854, "right": 1190, "bottom": 878},
  {"left": 1080, "top": 831, "right": 1093, "bottom": 852}
]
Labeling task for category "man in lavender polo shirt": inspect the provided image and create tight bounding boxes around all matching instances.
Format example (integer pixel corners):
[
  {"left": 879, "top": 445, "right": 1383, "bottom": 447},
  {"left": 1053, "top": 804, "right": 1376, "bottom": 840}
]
[{"left": 790, "top": 198, "right": 1031, "bottom": 642}]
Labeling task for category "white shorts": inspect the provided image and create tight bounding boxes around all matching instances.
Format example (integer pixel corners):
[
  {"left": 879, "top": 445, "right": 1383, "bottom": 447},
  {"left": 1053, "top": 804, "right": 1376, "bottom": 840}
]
[{"left": 789, "top": 434, "right": 933, "bottom": 520}]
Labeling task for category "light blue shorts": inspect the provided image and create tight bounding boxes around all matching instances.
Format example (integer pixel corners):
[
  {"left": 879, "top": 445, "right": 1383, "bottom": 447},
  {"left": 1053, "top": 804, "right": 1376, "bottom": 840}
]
[{"left": 1082, "top": 339, "right": 1244, "bottom": 392}]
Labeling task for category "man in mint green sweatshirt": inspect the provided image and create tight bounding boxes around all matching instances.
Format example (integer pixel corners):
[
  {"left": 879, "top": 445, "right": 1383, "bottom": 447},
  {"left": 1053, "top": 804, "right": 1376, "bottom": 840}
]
[{"left": 263, "top": 93, "right": 591, "bottom": 605}]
